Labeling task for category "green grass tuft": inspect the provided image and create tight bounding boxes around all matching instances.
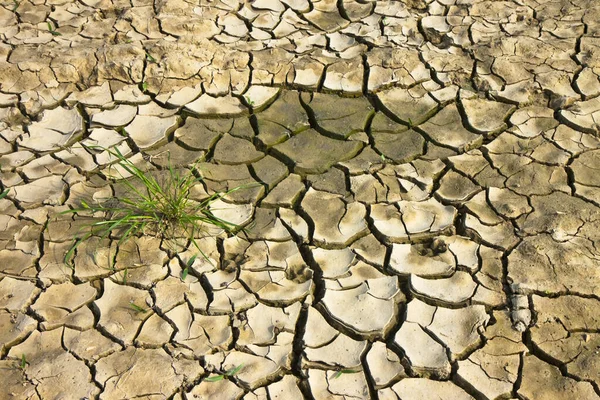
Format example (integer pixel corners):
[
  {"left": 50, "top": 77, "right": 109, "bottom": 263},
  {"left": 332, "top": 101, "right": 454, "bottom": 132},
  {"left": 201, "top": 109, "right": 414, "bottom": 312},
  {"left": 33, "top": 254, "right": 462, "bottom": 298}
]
[{"left": 62, "top": 146, "right": 247, "bottom": 268}]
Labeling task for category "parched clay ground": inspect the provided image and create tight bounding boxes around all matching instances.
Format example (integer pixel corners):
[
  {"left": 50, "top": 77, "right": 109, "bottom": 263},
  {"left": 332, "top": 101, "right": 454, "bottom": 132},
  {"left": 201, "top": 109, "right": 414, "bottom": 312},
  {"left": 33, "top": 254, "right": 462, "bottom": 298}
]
[{"left": 1, "top": 0, "right": 600, "bottom": 399}]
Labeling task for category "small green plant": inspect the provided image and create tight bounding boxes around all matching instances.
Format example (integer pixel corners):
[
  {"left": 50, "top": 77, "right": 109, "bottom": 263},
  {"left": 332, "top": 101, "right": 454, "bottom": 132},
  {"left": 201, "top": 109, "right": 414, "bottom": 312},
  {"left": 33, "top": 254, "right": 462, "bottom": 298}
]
[
  {"left": 12, "top": 0, "right": 19, "bottom": 12},
  {"left": 141, "top": 81, "right": 148, "bottom": 92},
  {"left": 244, "top": 96, "right": 255, "bottom": 107},
  {"left": 47, "top": 21, "right": 61, "bottom": 36},
  {"left": 128, "top": 301, "right": 147, "bottom": 314},
  {"left": 331, "top": 368, "right": 361, "bottom": 379},
  {"left": 145, "top": 53, "right": 157, "bottom": 63},
  {"left": 0, "top": 189, "right": 9, "bottom": 199},
  {"left": 181, "top": 254, "right": 197, "bottom": 281},
  {"left": 19, "top": 354, "right": 27, "bottom": 371},
  {"left": 62, "top": 147, "right": 246, "bottom": 267},
  {"left": 205, "top": 364, "right": 244, "bottom": 382}
]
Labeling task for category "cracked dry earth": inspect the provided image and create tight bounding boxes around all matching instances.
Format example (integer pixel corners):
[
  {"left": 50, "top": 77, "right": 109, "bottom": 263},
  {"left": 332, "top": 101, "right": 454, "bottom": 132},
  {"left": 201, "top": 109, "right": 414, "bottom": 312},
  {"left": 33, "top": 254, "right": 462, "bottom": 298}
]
[{"left": 2, "top": 0, "right": 600, "bottom": 400}]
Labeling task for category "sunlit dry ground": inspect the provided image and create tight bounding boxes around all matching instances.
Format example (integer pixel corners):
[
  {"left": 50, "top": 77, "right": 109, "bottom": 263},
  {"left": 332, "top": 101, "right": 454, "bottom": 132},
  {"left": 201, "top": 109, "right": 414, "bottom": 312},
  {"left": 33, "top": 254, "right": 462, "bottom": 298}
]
[{"left": 1, "top": 0, "right": 600, "bottom": 398}]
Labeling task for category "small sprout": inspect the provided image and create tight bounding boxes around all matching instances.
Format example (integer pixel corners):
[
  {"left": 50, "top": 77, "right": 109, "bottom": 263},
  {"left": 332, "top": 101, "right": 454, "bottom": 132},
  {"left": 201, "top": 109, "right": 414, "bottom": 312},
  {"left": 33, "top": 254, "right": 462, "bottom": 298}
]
[
  {"left": 12, "top": 0, "right": 19, "bottom": 12},
  {"left": 181, "top": 254, "right": 197, "bottom": 281},
  {"left": 244, "top": 96, "right": 255, "bottom": 106},
  {"left": 0, "top": 189, "right": 9, "bottom": 200},
  {"left": 332, "top": 368, "right": 361, "bottom": 379},
  {"left": 408, "top": 118, "right": 414, "bottom": 127},
  {"left": 205, "top": 364, "right": 244, "bottom": 382},
  {"left": 20, "top": 354, "right": 27, "bottom": 370},
  {"left": 47, "top": 21, "right": 62, "bottom": 36},
  {"left": 141, "top": 81, "right": 148, "bottom": 92},
  {"left": 380, "top": 153, "right": 386, "bottom": 162},
  {"left": 225, "top": 364, "right": 244, "bottom": 376},
  {"left": 122, "top": 268, "right": 128, "bottom": 284},
  {"left": 145, "top": 53, "right": 157, "bottom": 63},
  {"left": 129, "top": 301, "right": 146, "bottom": 313},
  {"left": 204, "top": 374, "right": 225, "bottom": 382}
]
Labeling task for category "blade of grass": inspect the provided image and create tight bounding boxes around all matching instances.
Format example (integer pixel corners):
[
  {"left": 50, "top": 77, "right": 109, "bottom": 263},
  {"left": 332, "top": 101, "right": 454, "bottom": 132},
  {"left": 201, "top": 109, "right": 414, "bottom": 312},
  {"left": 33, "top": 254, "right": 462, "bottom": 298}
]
[
  {"left": 332, "top": 369, "right": 361, "bottom": 379},
  {"left": 117, "top": 223, "right": 142, "bottom": 246},
  {"left": 129, "top": 302, "right": 146, "bottom": 313},
  {"left": 225, "top": 364, "right": 244, "bottom": 376},
  {"left": 64, "top": 236, "right": 89, "bottom": 266},
  {"left": 190, "top": 238, "right": 214, "bottom": 268},
  {"left": 187, "top": 254, "right": 198, "bottom": 267},
  {"left": 181, "top": 253, "right": 198, "bottom": 281},
  {"left": 204, "top": 375, "right": 224, "bottom": 382}
]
